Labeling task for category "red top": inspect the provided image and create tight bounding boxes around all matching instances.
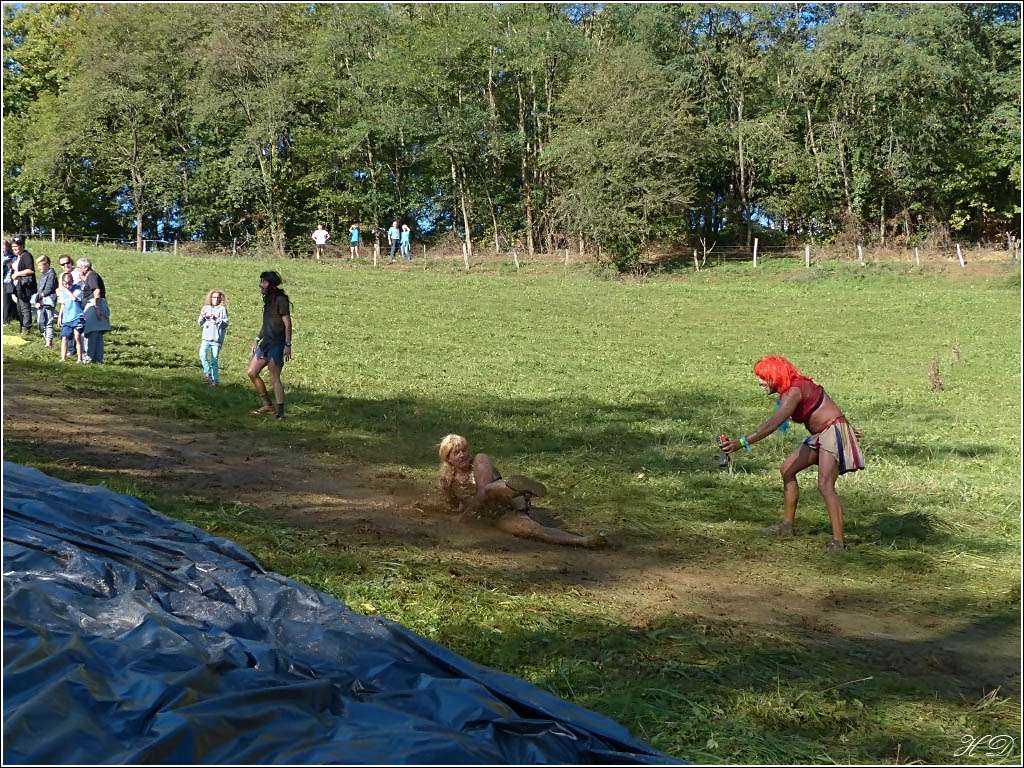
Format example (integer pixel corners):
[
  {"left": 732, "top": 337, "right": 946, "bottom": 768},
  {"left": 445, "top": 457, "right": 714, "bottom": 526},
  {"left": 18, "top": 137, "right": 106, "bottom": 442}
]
[{"left": 789, "top": 376, "right": 825, "bottom": 426}]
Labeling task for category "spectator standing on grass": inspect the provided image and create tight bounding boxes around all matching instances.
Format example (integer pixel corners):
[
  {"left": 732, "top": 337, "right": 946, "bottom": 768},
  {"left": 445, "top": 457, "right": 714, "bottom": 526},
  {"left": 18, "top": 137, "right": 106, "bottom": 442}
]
[
  {"left": 247, "top": 270, "right": 292, "bottom": 420},
  {"left": 56, "top": 256, "right": 79, "bottom": 355},
  {"left": 33, "top": 255, "right": 57, "bottom": 348},
  {"left": 77, "top": 258, "right": 110, "bottom": 363},
  {"left": 348, "top": 222, "right": 360, "bottom": 260},
  {"left": 10, "top": 236, "right": 37, "bottom": 334},
  {"left": 400, "top": 224, "right": 412, "bottom": 261},
  {"left": 311, "top": 224, "right": 330, "bottom": 260},
  {"left": 57, "top": 271, "right": 85, "bottom": 363},
  {"left": 198, "top": 289, "right": 229, "bottom": 386},
  {"left": 3, "top": 240, "right": 17, "bottom": 326},
  {"left": 387, "top": 220, "right": 401, "bottom": 264}
]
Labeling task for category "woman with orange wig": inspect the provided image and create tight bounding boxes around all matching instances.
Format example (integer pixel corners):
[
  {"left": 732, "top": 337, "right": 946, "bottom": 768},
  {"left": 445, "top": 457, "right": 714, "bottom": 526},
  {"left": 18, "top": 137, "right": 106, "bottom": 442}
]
[{"left": 721, "top": 356, "right": 864, "bottom": 552}]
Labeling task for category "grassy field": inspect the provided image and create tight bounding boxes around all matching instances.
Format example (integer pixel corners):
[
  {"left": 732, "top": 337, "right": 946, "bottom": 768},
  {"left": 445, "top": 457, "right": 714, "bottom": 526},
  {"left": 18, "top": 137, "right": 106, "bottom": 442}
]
[{"left": 3, "top": 243, "right": 1021, "bottom": 764}]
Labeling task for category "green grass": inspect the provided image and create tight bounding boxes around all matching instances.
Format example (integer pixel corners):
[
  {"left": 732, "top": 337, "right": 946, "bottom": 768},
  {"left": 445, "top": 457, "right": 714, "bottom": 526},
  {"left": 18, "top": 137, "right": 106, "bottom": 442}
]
[{"left": 4, "top": 243, "right": 1021, "bottom": 764}]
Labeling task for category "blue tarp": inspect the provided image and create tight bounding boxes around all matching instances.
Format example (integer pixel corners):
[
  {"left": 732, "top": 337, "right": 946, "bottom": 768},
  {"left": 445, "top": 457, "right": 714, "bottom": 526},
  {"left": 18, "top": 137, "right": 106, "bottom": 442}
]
[{"left": 2, "top": 462, "right": 677, "bottom": 764}]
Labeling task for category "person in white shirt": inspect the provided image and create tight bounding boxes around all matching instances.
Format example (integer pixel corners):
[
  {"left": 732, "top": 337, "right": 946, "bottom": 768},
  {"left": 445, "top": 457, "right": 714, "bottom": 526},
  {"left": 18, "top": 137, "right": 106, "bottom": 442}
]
[{"left": 311, "top": 224, "right": 330, "bottom": 260}]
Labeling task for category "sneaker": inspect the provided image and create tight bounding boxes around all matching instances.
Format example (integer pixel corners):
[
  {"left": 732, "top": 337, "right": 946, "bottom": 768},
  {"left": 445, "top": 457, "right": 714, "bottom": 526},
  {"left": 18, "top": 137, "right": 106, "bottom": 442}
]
[
  {"left": 505, "top": 475, "right": 547, "bottom": 498},
  {"left": 760, "top": 521, "right": 795, "bottom": 537},
  {"left": 250, "top": 404, "right": 275, "bottom": 416},
  {"left": 826, "top": 539, "right": 849, "bottom": 553}
]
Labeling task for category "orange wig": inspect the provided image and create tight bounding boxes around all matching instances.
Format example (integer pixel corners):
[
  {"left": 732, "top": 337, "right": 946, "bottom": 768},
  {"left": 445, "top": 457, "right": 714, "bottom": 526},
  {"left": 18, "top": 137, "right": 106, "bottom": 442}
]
[{"left": 753, "top": 356, "right": 811, "bottom": 394}]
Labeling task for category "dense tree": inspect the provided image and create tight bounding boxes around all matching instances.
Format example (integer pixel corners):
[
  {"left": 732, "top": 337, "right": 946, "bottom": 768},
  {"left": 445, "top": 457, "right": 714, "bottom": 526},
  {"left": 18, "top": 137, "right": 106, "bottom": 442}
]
[{"left": 3, "top": 2, "right": 1019, "bottom": 261}]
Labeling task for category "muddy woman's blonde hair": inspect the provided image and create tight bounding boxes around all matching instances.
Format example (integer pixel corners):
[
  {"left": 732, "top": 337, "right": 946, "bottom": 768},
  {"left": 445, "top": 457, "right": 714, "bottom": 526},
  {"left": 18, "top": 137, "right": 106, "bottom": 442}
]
[
  {"left": 204, "top": 289, "right": 228, "bottom": 307},
  {"left": 437, "top": 433, "right": 469, "bottom": 490}
]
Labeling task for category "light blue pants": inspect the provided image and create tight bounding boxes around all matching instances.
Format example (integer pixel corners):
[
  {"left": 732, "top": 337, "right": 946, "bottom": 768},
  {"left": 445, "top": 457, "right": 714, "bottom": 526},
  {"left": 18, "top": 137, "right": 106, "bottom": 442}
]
[
  {"left": 199, "top": 340, "right": 221, "bottom": 382},
  {"left": 199, "top": 342, "right": 222, "bottom": 382},
  {"left": 36, "top": 305, "right": 55, "bottom": 344},
  {"left": 401, "top": 242, "right": 412, "bottom": 260},
  {"left": 85, "top": 331, "right": 104, "bottom": 363}
]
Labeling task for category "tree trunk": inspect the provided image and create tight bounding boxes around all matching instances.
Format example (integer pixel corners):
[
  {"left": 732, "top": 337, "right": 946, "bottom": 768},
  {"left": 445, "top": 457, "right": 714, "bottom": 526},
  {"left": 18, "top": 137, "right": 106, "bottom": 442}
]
[
  {"left": 451, "top": 158, "right": 472, "bottom": 261},
  {"left": 517, "top": 80, "right": 535, "bottom": 257}
]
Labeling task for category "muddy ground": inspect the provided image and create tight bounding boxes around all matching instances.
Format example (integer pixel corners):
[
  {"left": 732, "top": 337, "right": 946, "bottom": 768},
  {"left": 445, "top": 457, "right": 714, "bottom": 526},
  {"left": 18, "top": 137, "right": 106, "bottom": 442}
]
[{"left": 3, "top": 374, "right": 1019, "bottom": 699}]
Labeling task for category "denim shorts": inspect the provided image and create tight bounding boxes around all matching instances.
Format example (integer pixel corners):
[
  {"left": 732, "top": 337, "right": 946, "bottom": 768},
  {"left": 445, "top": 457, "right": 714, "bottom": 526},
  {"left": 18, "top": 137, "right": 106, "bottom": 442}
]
[
  {"left": 61, "top": 319, "right": 83, "bottom": 339},
  {"left": 254, "top": 341, "right": 286, "bottom": 368}
]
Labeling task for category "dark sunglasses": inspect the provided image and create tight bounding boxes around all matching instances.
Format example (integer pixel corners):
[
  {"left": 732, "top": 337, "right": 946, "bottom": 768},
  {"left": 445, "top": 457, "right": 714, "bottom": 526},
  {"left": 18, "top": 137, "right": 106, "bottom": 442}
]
[{"left": 59, "top": 260, "right": 72, "bottom": 267}]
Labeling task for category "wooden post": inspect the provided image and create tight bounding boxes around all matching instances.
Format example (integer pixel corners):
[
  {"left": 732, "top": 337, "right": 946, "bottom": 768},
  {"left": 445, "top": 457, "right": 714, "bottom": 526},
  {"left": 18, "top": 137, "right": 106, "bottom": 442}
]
[
  {"left": 752, "top": 237, "right": 759, "bottom": 267},
  {"left": 51, "top": 228, "right": 56, "bottom": 243},
  {"left": 373, "top": 239, "right": 379, "bottom": 267},
  {"left": 956, "top": 243, "right": 965, "bottom": 268},
  {"left": 232, "top": 238, "right": 237, "bottom": 257},
  {"left": 421, "top": 244, "right": 426, "bottom": 260},
  {"left": 512, "top": 248, "right": 520, "bottom": 272},
  {"left": 95, "top": 234, "right": 100, "bottom": 247},
  {"left": 914, "top": 246, "right": 920, "bottom": 266},
  {"left": 693, "top": 249, "right": 700, "bottom": 272},
  {"left": 563, "top": 247, "right": 569, "bottom": 265},
  {"left": 142, "top": 240, "right": 146, "bottom": 253},
  {"left": 857, "top": 244, "right": 864, "bottom": 265},
  {"left": 173, "top": 239, "right": 178, "bottom": 256},
  {"left": 804, "top": 244, "right": 810, "bottom": 268}
]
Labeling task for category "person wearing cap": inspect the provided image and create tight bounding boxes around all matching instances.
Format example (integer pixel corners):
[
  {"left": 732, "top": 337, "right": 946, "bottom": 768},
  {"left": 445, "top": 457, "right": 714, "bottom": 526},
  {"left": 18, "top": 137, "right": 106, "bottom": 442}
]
[{"left": 247, "top": 270, "right": 292, "bottom": 420}]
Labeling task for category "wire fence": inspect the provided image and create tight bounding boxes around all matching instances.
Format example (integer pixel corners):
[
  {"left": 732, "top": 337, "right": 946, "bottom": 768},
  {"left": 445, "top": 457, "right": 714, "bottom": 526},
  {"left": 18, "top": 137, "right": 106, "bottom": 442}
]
[{"left": 9, "top": 229, "right": 1021, "bottom": 271}]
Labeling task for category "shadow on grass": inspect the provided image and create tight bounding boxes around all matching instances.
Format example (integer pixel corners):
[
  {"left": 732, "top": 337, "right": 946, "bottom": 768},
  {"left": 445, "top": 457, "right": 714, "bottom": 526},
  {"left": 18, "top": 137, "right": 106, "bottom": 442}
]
[{"left": 431, "top": 605, "right": 1020, "bottom": 763}]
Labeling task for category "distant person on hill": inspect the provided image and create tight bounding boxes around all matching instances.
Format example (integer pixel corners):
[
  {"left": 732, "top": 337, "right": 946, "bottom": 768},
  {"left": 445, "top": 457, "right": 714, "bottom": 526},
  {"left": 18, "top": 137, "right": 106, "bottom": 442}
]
[
  {"left": 720, "top": 356, "right": 864, "bottom": 553},
  {"left": 387, "top": 220, "right": 401, "bottom": 264},
  {"left": 77, "top": 258, "right": 109, "bottom": 363},
  {"left": 311, "top": 224, "right": 330, "bottom": 260},
  {"left": 56, "top": 271, "right": 85, "bottom": 363},
  {"left": 437, "top": 434, "right": 608, "bottom": 548},
  {"left": 197, "top": 289, "right": 229, "bottom": 387},
  {"left": 400, "top": 223, "right": 412, "bottom": 261},
  {"left": 349, "top": 223, "right": 361, "bottom": 260},
  {"left": 33, "top": 255, "right": 58, "bottom": 349},
  {"left": 247, "top": 270, "right": 292, "bottom": 420},
  {"left": 10, "top": 236, "right": 37, "bottom": 334}
]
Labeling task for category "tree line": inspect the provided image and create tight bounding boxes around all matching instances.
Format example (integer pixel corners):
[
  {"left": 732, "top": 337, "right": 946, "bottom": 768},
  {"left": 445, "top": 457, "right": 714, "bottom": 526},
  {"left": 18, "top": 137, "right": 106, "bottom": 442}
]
[{"left": 3, "top": 3, "right": 1020, "bottom": 267}]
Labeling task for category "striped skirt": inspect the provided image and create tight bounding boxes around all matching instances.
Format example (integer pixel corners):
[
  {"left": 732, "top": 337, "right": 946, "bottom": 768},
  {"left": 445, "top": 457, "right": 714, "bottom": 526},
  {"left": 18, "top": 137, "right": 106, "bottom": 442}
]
[{"left": 803, "top": 418, "right": 865, "bottom": 474}]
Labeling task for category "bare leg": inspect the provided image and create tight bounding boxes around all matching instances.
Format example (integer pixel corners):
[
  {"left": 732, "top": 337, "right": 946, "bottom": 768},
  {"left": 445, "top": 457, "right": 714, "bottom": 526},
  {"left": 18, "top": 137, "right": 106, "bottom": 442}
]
[
  {"left": 495, "top": 512, "right": 605, "bottom": 548},
  {"left": 817, "top": 450, "right": 845, "bottom": 543},
  {"left": 74, "top": 330, "right": 84, "bottom": 362},
  {"left": 248, "top": 355, "right": 269, "bottom": 397},
  {"left": 779, "top": 443, "right": 818, "bottom": 527},
  {"left": 471, "top": 453, "right": 521, "bottom": 506},
  {"left": 266, "top": 360, "right": 285, "bottom": 405}
]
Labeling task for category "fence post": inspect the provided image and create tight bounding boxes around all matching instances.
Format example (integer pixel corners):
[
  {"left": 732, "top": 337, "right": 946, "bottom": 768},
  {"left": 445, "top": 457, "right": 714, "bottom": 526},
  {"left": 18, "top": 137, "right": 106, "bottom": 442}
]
[
  {"left": 232, "top": 238, "right": 237, "bottom": 257},
  {"left": 857, "top": 244, "right": 864, "bottom": 265},
  {"left": 95, "top": 234, "right": 100, "bottom": 247},
  {"left": 51, "top": 228, "right": 56, "bottom": 243},
  {"left": 693, "top": 249, "right": 700, "bottom": 272},
  {"left": 422, "top": 244, "right": 426, "bottom": 260},
  {"left": 804, "top": 244, "right": 810, "bottom": 268},
  {"left": 173, "top": 239, "right": 178, "bottom": 256},
  {"left": 512, "top": 248, "right": 520, "bottom": 271},
  {"left": 753, "top": 238, "right": 759, "bottom": 267},
  {"left": 914, "top": 246, "right": 920, "bottom": 266},
  {"left": 956, "top": 243, "right": 965, "bottom": 268}
]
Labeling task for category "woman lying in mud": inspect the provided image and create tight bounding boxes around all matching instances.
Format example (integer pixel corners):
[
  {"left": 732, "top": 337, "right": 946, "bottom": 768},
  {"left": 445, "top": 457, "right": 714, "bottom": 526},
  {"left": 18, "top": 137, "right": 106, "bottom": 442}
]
[{"left": 438, "top": 434, "right": 608, "bottom": 548}]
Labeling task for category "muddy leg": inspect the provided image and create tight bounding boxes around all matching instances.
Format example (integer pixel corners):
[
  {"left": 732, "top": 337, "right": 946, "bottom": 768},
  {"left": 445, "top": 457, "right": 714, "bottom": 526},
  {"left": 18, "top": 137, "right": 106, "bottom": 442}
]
[{"left": 494, "top": 512, "right": 606, "bottom": 548}]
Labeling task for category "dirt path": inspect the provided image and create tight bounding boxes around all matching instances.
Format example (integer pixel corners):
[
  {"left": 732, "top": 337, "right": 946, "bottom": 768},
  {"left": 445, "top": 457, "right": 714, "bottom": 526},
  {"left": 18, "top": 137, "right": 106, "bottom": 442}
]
[{"left": 3, "top": 374, "right": 1018, "bottom": 697}]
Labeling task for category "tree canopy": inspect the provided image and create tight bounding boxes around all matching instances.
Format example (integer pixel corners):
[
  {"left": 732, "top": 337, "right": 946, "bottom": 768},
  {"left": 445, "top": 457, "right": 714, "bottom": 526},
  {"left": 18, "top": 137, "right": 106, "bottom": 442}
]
[{"left": 3, "top": 3, "right": 1020, "bottom": 259}]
